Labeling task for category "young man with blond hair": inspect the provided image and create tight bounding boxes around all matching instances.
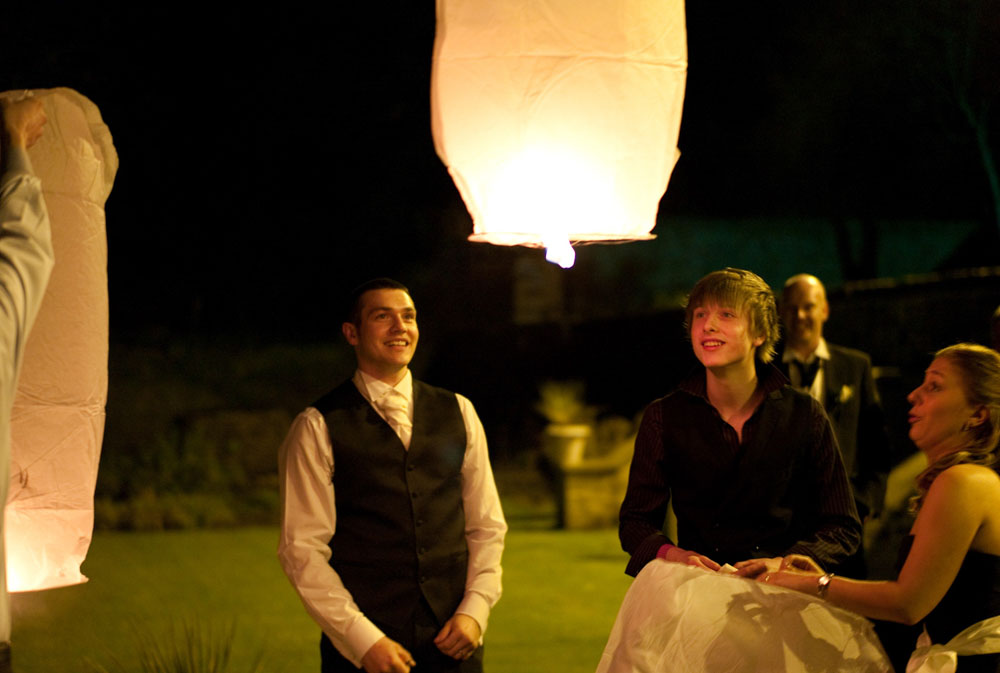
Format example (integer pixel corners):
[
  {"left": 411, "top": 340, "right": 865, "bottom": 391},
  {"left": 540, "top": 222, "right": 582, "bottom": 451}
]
[{"left": 618, "top": 268, "right": 861, "bottom": 580}]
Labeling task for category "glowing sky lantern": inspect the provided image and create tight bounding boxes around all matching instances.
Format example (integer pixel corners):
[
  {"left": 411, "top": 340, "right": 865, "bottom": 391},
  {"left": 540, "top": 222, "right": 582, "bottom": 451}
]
[
  {"left": 431, "top": 0, "right": 687, "bottom": 268},
  {"left": 6, "top": 88, "right": 116, "bottom": 592}
]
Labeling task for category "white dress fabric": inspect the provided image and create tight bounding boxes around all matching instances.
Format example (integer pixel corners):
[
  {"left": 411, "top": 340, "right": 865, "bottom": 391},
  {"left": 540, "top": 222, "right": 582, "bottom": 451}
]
[
  {"left": 597, "top": 560, "right": 892, "bottom": 673},
  {"left": 906, "top": 616, "right": 1000, "bottom": 673}
]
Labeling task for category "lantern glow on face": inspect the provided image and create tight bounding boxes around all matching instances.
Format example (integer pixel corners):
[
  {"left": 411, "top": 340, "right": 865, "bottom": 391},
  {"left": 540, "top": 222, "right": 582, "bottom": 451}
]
[{"left": 432, "top": 0, "right": 687, "bottom": 268}]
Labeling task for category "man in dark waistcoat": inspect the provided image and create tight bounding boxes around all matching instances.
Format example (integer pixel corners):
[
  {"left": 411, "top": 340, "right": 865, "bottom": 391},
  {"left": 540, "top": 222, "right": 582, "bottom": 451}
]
[{"left": 279, "top": 278, "right": 507, "bottom": 673}]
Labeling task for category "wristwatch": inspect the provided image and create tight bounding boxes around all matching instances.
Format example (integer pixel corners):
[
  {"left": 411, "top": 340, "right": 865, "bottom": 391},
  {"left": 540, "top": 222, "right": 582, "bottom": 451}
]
[{"left": 817, "top": 572, "right": 835, "bottom": 599}]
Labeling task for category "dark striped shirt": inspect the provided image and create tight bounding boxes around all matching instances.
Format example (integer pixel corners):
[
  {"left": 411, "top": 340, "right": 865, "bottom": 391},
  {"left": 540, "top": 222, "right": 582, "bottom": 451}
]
[{"left": 619, "top": 364, "right": 861, "bottom": 576}]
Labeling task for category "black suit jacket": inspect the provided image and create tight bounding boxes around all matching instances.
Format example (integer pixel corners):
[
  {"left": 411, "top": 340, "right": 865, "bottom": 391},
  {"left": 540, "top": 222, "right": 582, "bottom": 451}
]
[{"left": 780, "top": 344, "right": 891, "bottom": 520}]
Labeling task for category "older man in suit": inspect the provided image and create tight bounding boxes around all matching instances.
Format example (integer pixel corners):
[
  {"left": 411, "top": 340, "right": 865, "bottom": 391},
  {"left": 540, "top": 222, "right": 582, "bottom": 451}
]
[{"left": 779, "top": 274, "right": 890, "bottom": 577}]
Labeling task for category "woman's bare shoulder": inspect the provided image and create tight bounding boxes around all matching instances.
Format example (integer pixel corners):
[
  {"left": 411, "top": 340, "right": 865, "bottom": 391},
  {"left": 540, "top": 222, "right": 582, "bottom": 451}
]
[
  {"left": 937, "top": 465, "right": 1000, "bottom": 552},
  {"left": 923, "top": 464, "right": 1000, "bottom": 515},
  {"left": 937, "top": 462, "right": 1000, "bottom": 487}
]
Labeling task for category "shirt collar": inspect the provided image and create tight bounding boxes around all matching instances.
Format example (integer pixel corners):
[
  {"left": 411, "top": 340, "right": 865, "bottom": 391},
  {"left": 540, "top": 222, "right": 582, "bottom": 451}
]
[
  {"left": 353, "top": 368, "right": 413, "bottom": 406},
  {"left": 781, "top": 337, "right": 830, "bottom": 364},
  {"left": 678, "top": 362, "right": 788, "bottom": 400}
]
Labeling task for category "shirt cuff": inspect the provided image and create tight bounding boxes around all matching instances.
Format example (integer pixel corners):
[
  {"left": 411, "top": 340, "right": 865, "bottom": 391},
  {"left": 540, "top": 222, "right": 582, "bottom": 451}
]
[
  {"left": 656, "top": 543, "right": 675, "bottom": 560},
  {"left": 455, "top": 591, "right": 491, "bottom": 641},
  {"left": 625, "top": 532, "right": 670, "bottom": 577},
  {"left": 1, "top": 146, "right": 32, "bottom": 183},
  {"left": 342, "top": 616, "right": 386, "bottom": 668}
]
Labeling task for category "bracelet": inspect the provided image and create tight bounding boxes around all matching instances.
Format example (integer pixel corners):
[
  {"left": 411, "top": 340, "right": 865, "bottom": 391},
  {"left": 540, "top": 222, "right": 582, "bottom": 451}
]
[{"left": 816, "top": 572, "right": 834, "bottom": 599}]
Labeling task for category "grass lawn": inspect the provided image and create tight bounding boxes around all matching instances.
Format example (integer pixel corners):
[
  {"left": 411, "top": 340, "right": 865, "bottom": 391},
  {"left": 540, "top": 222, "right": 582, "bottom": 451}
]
[{"left": 10, "top": 526, "right": 631, "bottom": 673}]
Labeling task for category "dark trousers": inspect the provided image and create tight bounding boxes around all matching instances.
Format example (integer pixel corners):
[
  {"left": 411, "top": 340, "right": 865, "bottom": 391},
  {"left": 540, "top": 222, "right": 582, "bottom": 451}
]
[{"left": 320, "top": 597, "right": 484, "bottom": 673}]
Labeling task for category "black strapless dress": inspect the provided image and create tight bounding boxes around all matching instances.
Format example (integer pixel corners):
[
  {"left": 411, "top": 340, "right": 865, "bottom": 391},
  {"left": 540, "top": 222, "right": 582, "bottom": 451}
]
[{"left": 886, "top": 536, "right": 1000, "bottom": 672}]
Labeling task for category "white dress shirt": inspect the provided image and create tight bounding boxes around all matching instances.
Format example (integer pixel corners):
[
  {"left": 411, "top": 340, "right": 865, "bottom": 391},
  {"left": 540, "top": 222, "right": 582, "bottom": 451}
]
[
  {"left": 782, "top": 337, "right": 831, "bottom": 407},
  {"left": 0, "top": 147, "right": 54, "bottom": 642},
  {"left": 278, "top": 369, "right": 507, "bottom": 666}
]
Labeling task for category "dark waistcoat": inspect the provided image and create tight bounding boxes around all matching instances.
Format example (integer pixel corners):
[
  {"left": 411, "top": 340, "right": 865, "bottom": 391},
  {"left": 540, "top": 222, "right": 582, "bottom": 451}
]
[{"left": 315, "top": 378, "right": 468, "bottom": 630}]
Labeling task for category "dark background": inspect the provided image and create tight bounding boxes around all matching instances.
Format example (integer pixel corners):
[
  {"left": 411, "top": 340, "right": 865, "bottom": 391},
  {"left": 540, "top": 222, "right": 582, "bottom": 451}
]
[
  {"left": 1, "top": 2, "right": 998, "bottom": 469},
  {"left": 1, "top": 2, "right": 996, "bottom": 335}
]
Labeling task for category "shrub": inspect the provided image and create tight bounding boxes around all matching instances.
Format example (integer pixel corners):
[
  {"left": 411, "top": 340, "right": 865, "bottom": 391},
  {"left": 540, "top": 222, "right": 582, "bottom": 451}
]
[
  {"left": 128, "top": 488, "right": 165, "bottom": 531},
  {"left": 87, "top": 620, "right": 266, "bottom": 673},
  {"left": 96, "top": 408, "right": 292, "bottom": 530},
  {"left": 94, "top": 496, "right": 125, "bottom": 531}
]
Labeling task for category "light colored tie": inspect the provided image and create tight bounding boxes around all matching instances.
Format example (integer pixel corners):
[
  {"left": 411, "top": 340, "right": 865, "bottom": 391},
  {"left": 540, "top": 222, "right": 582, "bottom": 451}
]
[{"left": 377, "top": 391, "right": 413, "bottom": 450}]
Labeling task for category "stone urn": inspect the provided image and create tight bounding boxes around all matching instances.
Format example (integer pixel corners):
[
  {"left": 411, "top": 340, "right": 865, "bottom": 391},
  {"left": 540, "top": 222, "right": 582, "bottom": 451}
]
[{"left": 542, "top": 423, "right": 592, "bottom": 468}]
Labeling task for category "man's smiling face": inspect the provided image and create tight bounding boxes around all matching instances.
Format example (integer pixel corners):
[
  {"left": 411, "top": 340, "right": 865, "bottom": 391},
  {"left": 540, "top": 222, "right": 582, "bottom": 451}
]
[
  {"left": 690, "top": 302, "right": 763, "bottom": 372},
  {"left": 342, "top": 288, "right": 419, "bottom": 384}
]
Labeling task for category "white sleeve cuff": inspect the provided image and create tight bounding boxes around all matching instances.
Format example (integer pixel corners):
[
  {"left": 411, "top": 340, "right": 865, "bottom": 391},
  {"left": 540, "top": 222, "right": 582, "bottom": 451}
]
[
  {"left": 342, "top": 616, "right": 387, "bottom": 667},
  {"left": 455, "top": 591, "right": 492, "bottom": 641}
]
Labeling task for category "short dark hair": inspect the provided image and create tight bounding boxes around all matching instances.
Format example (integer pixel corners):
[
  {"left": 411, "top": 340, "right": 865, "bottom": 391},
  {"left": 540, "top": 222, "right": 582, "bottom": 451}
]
[
  {"left": 683, "top": 268, "right": 780, "bottom": 363},
  {"left": 344, "top": 278, "right": 411, "bottom": 325}
]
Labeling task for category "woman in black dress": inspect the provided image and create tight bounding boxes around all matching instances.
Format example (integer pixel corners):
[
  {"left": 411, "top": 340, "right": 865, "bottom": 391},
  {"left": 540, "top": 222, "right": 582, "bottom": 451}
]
[{"left": 764, "top": 343, "right": 1000, "bottom": 671}]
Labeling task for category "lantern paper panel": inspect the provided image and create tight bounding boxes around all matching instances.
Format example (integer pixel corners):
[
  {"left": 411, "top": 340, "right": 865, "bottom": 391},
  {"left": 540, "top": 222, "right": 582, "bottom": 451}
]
[
  {"left": 432, "top": 0, "right": 687, "bottom": 267},
  {"left": 6, "top": 88, "right": 116, "bottom": 592}
]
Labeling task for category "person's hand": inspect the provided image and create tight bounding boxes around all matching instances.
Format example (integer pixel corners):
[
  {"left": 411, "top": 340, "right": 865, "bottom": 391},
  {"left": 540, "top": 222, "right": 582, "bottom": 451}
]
[
  {"left": 661, "top": 545, "right": 722, "bottom": 572},
  {"left": 733, "top": 556, "right": 783, "bottom": 579},
  {"left": 779, "top": 554, "right": 824, "bottom": 575},
  {"left": 361, "top": 637, "right": 416, "bottom": 673},
  {"left": 0, "top": 96, "right": 46, "bottom": 151},
  {"left": 744, "top": 554, "right": 824, "bottom": 587},
  {"left": 434, "top": 613, "right": 481, "bottom": 661}
]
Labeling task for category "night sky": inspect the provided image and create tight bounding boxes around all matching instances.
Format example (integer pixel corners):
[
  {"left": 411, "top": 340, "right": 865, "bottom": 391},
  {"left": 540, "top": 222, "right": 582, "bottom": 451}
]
[{"left": 1, "top": 2, "right": 996, "bottom": 338}]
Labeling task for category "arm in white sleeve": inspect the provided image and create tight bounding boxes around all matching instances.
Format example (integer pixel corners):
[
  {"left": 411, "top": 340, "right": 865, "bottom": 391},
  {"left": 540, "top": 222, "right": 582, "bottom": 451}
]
[
  {"left": 453, "top": 394, "right": 507, "bottom": 635},
  {"left": 0, "top": 146, "right": 53, "bottom": 387},
  {"left": 277, "top": 407, "right": 385, "bottom": 667}
]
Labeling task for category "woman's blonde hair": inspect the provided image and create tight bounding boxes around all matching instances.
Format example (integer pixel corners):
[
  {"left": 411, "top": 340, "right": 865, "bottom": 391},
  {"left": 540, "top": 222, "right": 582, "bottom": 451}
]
[
  {"left": 684, "top": 268, "right": 780, "bottom": 363},
  {"left": 911, "top": 343, "right": 1000, "bottom": 511}
]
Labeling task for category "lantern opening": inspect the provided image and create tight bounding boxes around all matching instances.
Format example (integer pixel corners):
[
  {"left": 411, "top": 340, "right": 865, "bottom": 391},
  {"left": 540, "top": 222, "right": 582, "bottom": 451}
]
[
  {"left": 472, "top": 145, "right": 641, "bottom": 268},
  {"left": 6, "top": 509, "right": 90, "bottom": 593}
]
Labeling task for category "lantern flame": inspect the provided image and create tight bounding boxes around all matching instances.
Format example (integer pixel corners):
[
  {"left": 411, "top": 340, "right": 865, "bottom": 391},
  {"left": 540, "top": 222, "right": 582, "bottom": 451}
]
[{"left": 544, "top": 239, "right": 575, "bottom": 269}]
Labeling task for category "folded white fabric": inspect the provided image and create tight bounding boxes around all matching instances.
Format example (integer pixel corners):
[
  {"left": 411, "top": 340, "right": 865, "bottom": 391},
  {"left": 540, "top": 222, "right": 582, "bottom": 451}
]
[
  {"left": 597, "top": 560, "right": 892, "bottom": 673},
  {"left": 906, "top": 616, "right": 1000, "bottom": 673}
]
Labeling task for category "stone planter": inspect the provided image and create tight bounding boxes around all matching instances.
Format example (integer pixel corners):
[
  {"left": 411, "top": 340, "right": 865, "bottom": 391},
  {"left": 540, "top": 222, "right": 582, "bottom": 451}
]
[{"left": 542, "top": 423, "right": 592, "bottom": 468}]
